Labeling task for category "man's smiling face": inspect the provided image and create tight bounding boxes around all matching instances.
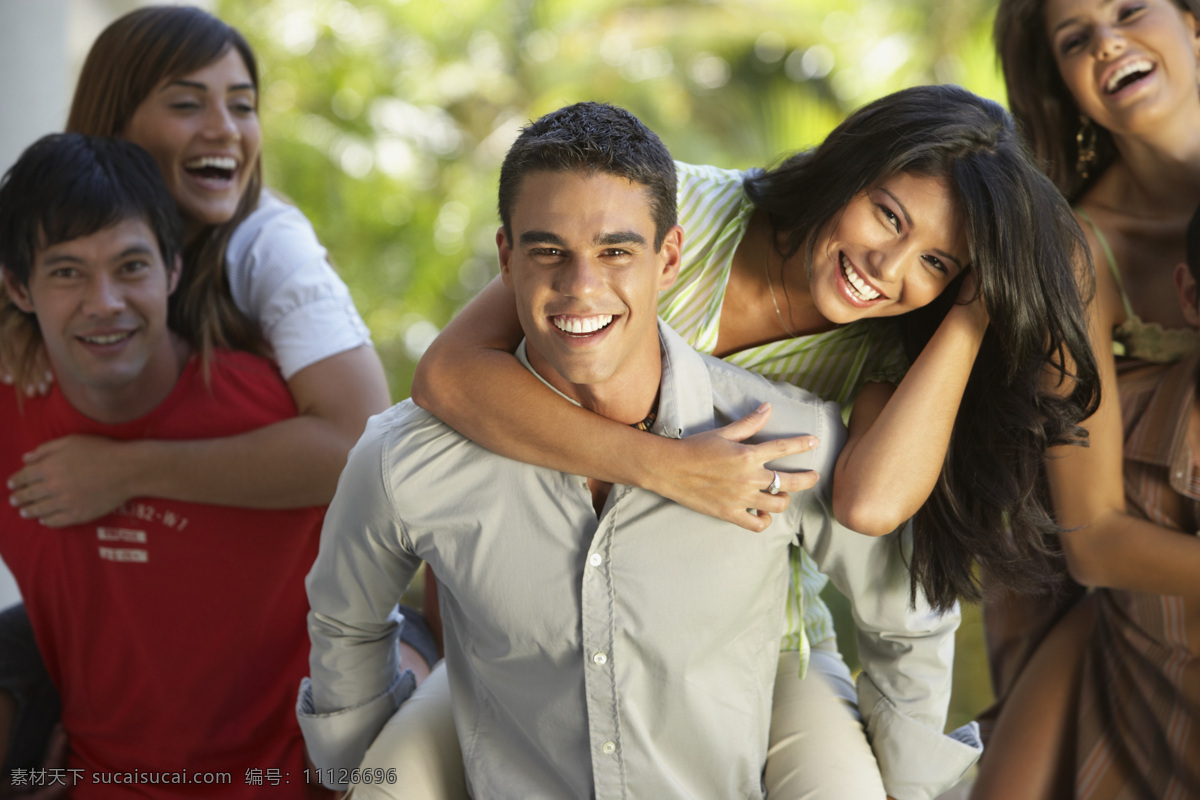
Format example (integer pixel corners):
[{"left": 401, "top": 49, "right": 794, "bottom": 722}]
[
  {"left": 497, "top": 169, "right": 681, "bottom": 420},
  {"left": 5, "top": 216, "right": 182, "bottom": 422}
]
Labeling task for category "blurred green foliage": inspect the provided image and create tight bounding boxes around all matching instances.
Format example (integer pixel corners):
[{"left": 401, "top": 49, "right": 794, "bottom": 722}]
[
  {"left": 218, "top": 0, "right": 1002, "bottom": 733},
  {"left": 217, "top": 0, "right": 1006, "bottom": 398}
]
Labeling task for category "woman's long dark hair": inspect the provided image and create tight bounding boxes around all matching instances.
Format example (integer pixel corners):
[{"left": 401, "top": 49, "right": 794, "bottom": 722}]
[
  {"left": 66, "top": 4, "right": 266, "bottom": 361},
  {"left": 745, "top": 84, "right": 1101, "bottom": 609}
]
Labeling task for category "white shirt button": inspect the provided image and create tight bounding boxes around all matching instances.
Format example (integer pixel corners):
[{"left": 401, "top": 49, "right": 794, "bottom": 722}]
[
  {"left": 592, "top": 652, "right": 608, "bottom": 665},
  {"left": 588, "top": 553, "right": 603, "bottom": 567},
  {"left": 601, "top": 741, "right": 617, "bottom": 755}
]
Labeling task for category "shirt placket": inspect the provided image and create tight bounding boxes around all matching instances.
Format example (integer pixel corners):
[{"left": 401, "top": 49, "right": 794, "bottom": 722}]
[{"left": 581, "top": 485, "right": 626, "bottom": 799}]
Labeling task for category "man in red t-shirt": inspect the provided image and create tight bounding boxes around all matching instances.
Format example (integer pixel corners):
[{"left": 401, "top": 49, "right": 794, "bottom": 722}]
[{"left": 0, "top": 134, "right": 331, "bottom": 798}]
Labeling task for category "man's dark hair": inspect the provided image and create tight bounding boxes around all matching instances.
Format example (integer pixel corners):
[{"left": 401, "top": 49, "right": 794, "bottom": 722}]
[
  {"left": 497, "top": 102, "right": 677, "bottom": 249},
  {"left": 0, "top": 133, "right": 182, "bottom": 288}
]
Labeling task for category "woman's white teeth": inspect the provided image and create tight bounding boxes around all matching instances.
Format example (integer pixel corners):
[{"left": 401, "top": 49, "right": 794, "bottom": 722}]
[
  {"left": 1106, "top": 59, "right": 1152, "bottom": 92},
  {"left": 554, "top": 315, "right": 613, "bottom": 334},
  {"left": 185, "top": 156, "right": 237, "bottom": 170},
  {"left": 841, "top": 255, "right": 880, "bottom": 300}
]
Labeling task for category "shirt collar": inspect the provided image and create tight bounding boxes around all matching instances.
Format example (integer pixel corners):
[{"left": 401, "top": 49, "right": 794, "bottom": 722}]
[{"left": 515, "top": 319, "right": 716, "bottom": 440}]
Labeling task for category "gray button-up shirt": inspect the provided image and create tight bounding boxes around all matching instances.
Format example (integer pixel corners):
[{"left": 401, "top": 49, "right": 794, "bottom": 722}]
[{"left": 298, "top": 321, "right": 978, "bottom": 798}]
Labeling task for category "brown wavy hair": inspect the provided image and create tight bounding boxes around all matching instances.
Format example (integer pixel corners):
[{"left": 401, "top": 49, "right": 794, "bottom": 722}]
[{"left": 65, "top": 4, "right": 266, "bottom": 361}]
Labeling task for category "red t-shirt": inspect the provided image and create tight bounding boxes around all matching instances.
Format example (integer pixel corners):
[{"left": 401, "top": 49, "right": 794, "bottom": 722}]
[{"left": 0, "top": 351, "right": 332, "bottom": 798}]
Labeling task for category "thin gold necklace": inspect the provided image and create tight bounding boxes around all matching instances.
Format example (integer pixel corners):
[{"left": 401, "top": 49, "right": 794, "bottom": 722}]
[{"left": 764, "top": 252, "right": 798, "bottom": 338}]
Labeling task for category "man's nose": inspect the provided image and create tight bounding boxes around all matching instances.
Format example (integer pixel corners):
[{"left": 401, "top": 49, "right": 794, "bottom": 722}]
[
  {"left": 557, "top": 257, "right": 604, "bottom": 298},
  {"left": 83, "top": 274, "right": 125, "bottom": 316}
]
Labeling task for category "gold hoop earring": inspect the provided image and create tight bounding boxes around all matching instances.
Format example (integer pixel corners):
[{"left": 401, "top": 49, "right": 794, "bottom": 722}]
[{"left": 1076, "top": 114, "right": 1098, "bottom": 179}]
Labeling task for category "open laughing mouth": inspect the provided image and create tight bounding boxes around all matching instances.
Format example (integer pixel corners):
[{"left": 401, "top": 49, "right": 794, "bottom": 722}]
[
  {"left": 184, "top": 156, "right": 237, "bottom": 182},
  {"left": 1105, "top": 58, "right": 1154, "bottom": 94},
  {"left": 840, "top": 253, "right": 882, "bottom": 302},
  {"left": 552, "top": 314, "right": 614, "bottom": 336}
]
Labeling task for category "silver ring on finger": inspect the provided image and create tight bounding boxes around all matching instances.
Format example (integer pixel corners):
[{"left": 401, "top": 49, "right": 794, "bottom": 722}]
[{"left": 766, "top": 471, "right": 781, "bottom": 495}]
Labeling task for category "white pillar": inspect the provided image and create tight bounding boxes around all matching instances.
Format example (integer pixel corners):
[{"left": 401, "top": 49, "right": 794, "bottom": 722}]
[
  {"left": 0, "top": 0, "right": 71, "bottom": 178},
  {"left": 0, "top": 0, "right": 66, "bottom": 607}
]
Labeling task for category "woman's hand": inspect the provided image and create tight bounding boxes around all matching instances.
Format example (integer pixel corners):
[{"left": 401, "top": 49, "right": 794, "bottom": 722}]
[
  {"left": 650, "top": 403, "right": 821, "bottom": 533},
  {"left": 954, "top": 267, "right": 990, "bottom": 331},
  {"left": 0, "top": 343, "right": 52, "bottom": 398},
  {"left": 8, "top": 435, "right": 132, "bottom": 527},
  {"left": 0, "top": 286, "right": 53, "bottom": 397},
  {"left": 0, "top": 366, "right": 52, "bottom": 397}
]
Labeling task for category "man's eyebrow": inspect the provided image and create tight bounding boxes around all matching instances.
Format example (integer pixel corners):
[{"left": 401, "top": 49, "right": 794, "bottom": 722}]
[
  {"left": 115, "top": 244, "right": 158, "bottom": 260},
  {"left": 517, "top": 230, "right": 647, "bottom": 247},
  {"left": 42, "top": 244, "right": 157, "bottom": 266},
  {"left": 519, "top": 231, "right": 567, "bottom": 246},
  {"left": 880, "top": 187, "right": 965, "bottom": 272},
  {"left": 40, "top": 252, "right": 84, "bottom": 266},
  {"left": 595, "top": 231, "right": 646, "bottom": 247}
]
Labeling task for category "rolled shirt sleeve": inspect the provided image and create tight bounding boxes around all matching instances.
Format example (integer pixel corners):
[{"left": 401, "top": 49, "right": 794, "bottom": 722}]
[
  {"left": 296, "top": 671, "right": 416, "bottom": 788},
  {"left": 801, "top": 516, "right": 982, "bottom": 800},
  {"left": 226, "top": 192, "right": 373, "bottom": 380},
  {"left": 298, "top": 409, "right": 424, "bottom": 785}
]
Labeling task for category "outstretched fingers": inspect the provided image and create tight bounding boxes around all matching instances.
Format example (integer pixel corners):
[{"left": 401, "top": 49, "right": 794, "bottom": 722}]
[
  {"left": 666, "top": 402, "right": 822, "bottom": 533},
  {"left": 750, "top": 425, "right": 821, "bottom": 487}
]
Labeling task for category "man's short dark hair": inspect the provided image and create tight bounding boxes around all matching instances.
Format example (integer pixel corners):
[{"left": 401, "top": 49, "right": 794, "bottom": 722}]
[
  {"left": 497, "top": 102, "right": 677, "bottom": 249},
  {"left": 0, "top": 133, "right": 182, "bottom": 288}
]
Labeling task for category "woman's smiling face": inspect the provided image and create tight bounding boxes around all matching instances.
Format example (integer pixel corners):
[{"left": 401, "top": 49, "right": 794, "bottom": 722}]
[
  {"left": 1045, "top": 0, "right": 1200, "bottom": 137},
  {"left": 121, "top": 48, "right": 261, "bottom": 241},
  {"left": 807, "top": 171, "right": 968, "bottom": 326}
]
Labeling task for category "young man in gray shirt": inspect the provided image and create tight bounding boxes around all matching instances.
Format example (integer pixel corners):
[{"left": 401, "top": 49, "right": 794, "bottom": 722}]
[{"left": 297, "top": 102, "right": 961, "bottom": 799}]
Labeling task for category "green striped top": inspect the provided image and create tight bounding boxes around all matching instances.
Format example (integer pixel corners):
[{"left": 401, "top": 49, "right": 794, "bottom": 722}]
[{"left": 660, "top": 161, "right": 909, "bottom": 665}]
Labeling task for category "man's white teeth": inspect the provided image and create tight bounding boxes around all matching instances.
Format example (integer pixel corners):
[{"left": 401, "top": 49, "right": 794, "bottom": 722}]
[
  {"left": 1106, "top": 59, "right": 1153, "bottom": 93},
  {"left": 841, "top": 255, "right": 880, "bottom": 301},
  {"left": 184, "top": 156, "right": 237, "bottom": 171},
  {"left": 554, "top": 315, "right": 613, "bottom": 334},
  {"left": 81, "top": 332, "right": 130, "bottom": 345}
]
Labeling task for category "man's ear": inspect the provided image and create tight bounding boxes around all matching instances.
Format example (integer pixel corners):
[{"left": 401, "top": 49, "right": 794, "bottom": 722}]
[
  {"left": 2, "top": 269, "right": 34, "bottom": 314},
  {"left": 656, "top": 225, "right": 684, "bottom": 292},
  {"left": 496, "top": 227, "right": 514, "bottom": 288},
  {"left": 165, "top": 253, "right": 182, "bottom": 296},
  {"left": 1174, "top": 261, "right": 1200, "bottom": 328}
]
